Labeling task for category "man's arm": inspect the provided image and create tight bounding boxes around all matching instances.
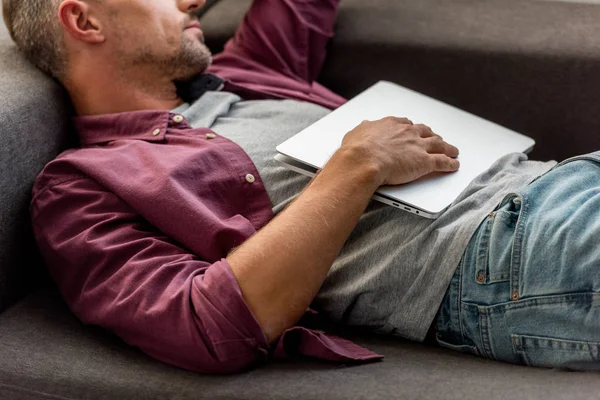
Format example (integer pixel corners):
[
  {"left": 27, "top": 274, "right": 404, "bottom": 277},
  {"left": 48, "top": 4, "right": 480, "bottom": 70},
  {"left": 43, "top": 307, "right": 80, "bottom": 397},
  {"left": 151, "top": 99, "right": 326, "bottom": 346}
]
[
  {"left": 33, "top": 120, "right": 458, "bottom": 369},
  {"left": 228, "top": 118, "right": 460, "bottom": 342},
  {"left": 212, "top": 0, "right": 340, "bottom": 83},
  {"left": 31, "top": 178, "right": 270, "bottom": 374}
]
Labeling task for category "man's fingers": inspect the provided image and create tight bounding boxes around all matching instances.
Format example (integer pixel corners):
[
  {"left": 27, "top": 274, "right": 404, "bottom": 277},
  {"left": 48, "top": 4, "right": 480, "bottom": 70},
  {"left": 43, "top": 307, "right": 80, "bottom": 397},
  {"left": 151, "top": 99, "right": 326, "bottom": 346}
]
[
  {"left": 423, "top": 137, "right": 445, "bottom": 154},
  {"left": 415, "top": 124, "right": 435, "bottom": 138},
  {"left": 431, "top": 154, "right": 460, "bottom": 172},
  {"left": 394, "top": 117, "right": 414, "bottom": 125},
  {"left": 445, "top": 143, "right": 460, "bottom": 158},
  {"left": 423, "top": 137, "right": 460, "bottom": 158}
]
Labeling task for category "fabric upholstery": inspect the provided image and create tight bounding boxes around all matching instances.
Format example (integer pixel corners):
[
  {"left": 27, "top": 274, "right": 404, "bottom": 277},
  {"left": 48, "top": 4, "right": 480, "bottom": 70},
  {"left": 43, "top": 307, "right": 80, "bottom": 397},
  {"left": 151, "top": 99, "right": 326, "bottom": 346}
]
[
  {"left": 2, "top": 289, "right": 600, "bottom": 400},
  {"left": 319, "top": 0, "right": 600, "bottom": 163},
  {"left": 0, "top": 0, "right": 213, "bottom": 319},
  {"left": 0, "top": 32, "right": 73, "bottom": 313},
  {"left": 0, "top": 0, "right": 218, "bottom": 313},
  {"left": 203, "top": 0, "right": 600, "bottom": 162},
  {"left": 201, "top": 0, "right": 223, "bottom": 15}
]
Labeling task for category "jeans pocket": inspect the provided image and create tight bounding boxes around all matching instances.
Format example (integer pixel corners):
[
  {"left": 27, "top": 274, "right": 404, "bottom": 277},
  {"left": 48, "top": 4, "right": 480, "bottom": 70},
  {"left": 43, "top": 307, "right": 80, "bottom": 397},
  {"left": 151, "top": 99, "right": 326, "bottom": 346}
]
[
  {"left": 512, "top": 334, "right": 600, "bottom": 370},
  {"left": 476, "top": 196, "right": 521, "bottom": 285}
]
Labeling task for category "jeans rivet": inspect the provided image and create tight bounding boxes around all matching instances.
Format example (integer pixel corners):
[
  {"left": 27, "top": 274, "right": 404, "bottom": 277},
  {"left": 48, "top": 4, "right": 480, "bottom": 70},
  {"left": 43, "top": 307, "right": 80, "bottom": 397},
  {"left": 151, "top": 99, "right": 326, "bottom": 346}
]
[
  {"left": 512, "top": 292, "right": 519, "bottom": 301},
  {"left": 477, "top": 274, "right": 485, "bottom": 283}
]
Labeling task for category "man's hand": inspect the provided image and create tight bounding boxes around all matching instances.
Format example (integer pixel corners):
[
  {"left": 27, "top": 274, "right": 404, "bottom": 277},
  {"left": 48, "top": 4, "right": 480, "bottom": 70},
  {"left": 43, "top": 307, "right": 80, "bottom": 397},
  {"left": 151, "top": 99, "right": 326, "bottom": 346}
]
[
  {"left": 340, "top": 117, "right": 460, "bottom": 186},
  {"left": 228, "top": 116, "right": 460, "bottom": 343}
]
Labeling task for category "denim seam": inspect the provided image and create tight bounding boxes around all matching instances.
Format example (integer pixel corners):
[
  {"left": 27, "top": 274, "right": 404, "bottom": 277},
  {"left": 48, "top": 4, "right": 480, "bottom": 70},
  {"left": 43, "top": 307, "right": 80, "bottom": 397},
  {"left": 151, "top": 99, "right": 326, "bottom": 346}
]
[
  {"left": 512, "top": 336, "right": 531, "bottom": 365},
  {"left": 456, "top": 256, "right": 467, "bottom": 345},
  {"left": 510, "top": 194, "right": 529, "bottom": 301},
  {"left": 476, "top": 217, "right": 492, "bottom": 285},
  {"left": 511, "top": 334, "right": 600, "bottom": 365},
  {"left": 482, "top": 193, "right": 521, "bottom": 287},
  {"left": 465, "top": 291, "right": 600, "bottom": 314},
  {"left": 554, "top": 153, "right": 600, "bottom": 169},
  {"left": 478, "top": 307, "right": 493, "bottom": 359}
]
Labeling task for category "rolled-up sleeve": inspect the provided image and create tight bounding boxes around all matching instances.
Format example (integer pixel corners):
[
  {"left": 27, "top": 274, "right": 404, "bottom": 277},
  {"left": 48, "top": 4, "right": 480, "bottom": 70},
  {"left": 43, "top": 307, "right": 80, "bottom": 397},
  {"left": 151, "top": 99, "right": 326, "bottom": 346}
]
[
  {"left": 31, "top": 177, "right": 270, "bottom": 374},
  {"left": 217, "top": 0, "right": 340, "bottom": 83}
]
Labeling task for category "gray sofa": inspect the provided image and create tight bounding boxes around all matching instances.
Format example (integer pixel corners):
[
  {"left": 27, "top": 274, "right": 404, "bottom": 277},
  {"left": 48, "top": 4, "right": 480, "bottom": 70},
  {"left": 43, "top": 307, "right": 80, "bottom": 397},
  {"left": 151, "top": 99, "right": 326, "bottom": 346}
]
[{"left": 2, "top": 0, "right": 600, "bottom": 399}]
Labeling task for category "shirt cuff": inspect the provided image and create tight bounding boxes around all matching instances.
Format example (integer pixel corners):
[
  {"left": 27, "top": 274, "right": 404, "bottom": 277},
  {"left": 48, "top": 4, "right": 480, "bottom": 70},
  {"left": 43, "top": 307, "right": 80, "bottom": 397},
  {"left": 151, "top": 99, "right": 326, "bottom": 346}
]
[{"left": 193, "top": 259, "right": 270, "bottom": 356}]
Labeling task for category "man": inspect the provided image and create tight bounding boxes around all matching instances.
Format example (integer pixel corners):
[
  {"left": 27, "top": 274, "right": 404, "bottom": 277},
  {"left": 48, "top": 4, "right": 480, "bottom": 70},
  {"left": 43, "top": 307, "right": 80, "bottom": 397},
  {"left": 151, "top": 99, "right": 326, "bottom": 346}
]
[{"left": 5, "top": 0, "right": 600, "bottom": 373}]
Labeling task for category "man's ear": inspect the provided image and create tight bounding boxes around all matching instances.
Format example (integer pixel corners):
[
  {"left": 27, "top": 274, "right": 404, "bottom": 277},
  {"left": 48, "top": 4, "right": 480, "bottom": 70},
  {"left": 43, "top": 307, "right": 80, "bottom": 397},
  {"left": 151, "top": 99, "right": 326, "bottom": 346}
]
[{"left": 58, "top": 0, "right": 105, "bottom": 44}]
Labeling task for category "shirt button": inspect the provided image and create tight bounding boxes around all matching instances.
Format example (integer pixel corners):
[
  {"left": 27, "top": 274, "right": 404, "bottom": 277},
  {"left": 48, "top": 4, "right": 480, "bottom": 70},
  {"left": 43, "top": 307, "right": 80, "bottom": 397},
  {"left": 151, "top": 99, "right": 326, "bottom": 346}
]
[
  {"left": 173, "top": 115, "right": 184, "bottom": 124},
  {"left": 206, "top": 133, "right": 217, "bottom": 139},
  {"left": 152, "top": 128, "right": 161, "bottom": 136},
  {"left": 245, "top": 174, "right": 256, "bottom": 184}
]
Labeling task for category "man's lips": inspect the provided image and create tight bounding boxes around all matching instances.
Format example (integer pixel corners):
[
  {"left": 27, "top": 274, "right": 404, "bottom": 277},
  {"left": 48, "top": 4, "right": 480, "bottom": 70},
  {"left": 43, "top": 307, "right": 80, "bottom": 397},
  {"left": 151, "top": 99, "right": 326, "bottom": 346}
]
[
  {"left": 185, "top": 21, "right": 203, "bottom": 39},
  {"left": 185, "top": 21, "right": 202, "bottom": 30}
]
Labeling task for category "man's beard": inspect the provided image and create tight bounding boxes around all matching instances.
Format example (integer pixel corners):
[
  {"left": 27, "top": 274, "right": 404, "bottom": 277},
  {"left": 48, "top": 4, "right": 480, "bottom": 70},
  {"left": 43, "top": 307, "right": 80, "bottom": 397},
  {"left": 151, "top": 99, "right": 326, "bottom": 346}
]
[
  {"left": 165, "top": 35, "right": 213, "bottom": 80},
  {"left": 127, "top": 33, "right": 213, "bottom": 81}
]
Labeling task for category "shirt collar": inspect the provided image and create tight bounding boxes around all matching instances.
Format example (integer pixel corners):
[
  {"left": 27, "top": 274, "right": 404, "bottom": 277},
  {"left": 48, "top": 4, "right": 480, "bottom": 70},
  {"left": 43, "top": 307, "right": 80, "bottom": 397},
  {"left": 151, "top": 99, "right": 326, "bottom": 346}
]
[{"left": 73, "top": 110, "right": 176, "bottom": 146}]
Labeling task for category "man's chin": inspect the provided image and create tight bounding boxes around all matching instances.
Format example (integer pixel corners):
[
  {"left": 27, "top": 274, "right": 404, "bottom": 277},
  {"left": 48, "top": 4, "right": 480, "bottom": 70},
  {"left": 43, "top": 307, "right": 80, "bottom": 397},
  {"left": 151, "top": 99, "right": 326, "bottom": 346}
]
[
  {"left": 171, "top": 42, "right": 213, "bottom": 81},
  {"left": 173, "top": 57, "right": 212, "bottom": 81},
  {"left": 174, "top": 67, "right": 211, "bottom": 82}
]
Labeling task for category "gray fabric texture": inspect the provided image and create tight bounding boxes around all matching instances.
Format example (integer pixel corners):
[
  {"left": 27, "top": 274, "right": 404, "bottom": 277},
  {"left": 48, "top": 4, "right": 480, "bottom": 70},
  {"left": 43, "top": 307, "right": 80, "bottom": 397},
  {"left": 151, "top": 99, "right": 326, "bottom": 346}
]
[
  {"left": 173, "top": 91, "right": 555, "bottom": 341},
  {"left": 2, "top": 289, "right": 600, "bottom": 400},
  {"left": 203, "top": 0, "right": 600, "bottom": 163},
  {"left": 0, "top": 35, "right": 73, "bottom": 313}
]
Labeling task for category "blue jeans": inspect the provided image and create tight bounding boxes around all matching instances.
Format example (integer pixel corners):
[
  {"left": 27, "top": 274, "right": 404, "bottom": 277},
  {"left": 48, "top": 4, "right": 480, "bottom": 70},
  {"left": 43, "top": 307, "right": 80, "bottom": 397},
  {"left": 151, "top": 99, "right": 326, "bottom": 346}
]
[{"left": 435, "top": 152, "right": 600, "bottom": 370}]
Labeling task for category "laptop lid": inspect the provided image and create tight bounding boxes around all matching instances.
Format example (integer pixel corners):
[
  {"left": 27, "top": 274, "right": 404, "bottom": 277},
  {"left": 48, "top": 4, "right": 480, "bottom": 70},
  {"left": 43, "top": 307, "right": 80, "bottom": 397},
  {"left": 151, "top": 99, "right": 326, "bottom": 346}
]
[{"left": 276, "top": 81, "right": 535, "bottom": 216}]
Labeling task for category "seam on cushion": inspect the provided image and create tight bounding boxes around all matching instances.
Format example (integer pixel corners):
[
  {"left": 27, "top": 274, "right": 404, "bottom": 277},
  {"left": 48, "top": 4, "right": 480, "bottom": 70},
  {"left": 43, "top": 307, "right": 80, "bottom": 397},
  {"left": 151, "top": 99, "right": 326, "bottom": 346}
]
[{"left": 0, "top": 383, "right": 78, "bottom": 400}]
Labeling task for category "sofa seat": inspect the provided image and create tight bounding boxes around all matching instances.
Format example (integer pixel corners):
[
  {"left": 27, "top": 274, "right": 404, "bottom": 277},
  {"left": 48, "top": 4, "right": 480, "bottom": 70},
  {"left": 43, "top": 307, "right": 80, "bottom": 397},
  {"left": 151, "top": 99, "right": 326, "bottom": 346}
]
[{"left": 1, "top": 289, "right": 599, "bottom": 400}]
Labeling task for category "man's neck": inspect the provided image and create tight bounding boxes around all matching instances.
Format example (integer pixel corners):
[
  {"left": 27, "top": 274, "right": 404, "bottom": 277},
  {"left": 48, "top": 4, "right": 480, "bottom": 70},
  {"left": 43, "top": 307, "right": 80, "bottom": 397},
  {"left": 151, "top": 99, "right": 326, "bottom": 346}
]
[{"left": 66, "top": 64, "right": 184, "bottom": 116}]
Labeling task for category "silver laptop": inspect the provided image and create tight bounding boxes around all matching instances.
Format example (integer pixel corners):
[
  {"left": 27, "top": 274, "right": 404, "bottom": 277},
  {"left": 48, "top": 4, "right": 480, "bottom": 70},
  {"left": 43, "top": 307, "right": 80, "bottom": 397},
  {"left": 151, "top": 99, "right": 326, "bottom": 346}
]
[{"left": 275, "top": 81, "right": 535, "bottom": 219}]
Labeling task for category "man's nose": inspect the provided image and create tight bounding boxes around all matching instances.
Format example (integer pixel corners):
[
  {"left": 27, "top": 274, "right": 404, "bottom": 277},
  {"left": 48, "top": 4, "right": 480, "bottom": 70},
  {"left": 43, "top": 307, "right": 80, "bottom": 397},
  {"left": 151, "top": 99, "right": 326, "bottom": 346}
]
[{"left": 178, "top": 0, "right": 206, "bottom": 13}]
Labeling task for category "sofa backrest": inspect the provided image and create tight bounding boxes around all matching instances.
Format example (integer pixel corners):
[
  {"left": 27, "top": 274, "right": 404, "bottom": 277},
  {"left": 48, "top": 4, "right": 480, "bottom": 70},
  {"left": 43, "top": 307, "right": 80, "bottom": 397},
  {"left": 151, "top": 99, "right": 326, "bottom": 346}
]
[
  {"left": 0, "top": 27, "right": 74, "bottom": 312},
  {"left": 0, "top": 2, "right": 227, "bottom": 313}
]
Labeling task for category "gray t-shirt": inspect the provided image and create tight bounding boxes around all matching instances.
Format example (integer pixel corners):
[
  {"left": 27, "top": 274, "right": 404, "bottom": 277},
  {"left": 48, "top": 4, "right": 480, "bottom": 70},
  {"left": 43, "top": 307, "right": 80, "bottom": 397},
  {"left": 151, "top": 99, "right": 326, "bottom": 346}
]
[{"left": 172, "top": 91, "right": 556, "bottom": 342}]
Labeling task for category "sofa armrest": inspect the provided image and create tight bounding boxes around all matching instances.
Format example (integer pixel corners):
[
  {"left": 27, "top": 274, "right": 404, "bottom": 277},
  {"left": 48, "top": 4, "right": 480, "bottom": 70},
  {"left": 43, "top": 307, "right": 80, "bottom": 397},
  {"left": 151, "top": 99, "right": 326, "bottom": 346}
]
[{"left": 202, "top": 0, "right": 600, "bottom": 161}]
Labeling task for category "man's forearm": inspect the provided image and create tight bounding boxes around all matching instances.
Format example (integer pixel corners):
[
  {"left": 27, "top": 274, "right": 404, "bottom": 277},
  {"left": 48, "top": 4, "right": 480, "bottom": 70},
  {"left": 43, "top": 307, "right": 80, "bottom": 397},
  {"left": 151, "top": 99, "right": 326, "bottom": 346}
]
[
  {"left": 227, "top": 117, "right": 461, "bottom": 343},
  {"left": 227, "top": 147, "right": 379, "bottom": 343}
]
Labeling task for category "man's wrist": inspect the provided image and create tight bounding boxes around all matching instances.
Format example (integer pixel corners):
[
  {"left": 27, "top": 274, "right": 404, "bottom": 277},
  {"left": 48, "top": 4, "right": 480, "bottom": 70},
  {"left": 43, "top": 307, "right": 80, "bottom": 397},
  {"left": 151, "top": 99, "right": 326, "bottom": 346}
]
[{"left": 321, "top": 146, "right": 384, "bottom": 193}]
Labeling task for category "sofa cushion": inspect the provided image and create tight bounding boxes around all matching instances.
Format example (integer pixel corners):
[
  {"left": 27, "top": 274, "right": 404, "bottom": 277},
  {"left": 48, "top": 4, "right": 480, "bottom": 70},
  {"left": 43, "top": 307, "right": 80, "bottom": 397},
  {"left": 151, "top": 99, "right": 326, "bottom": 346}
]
[
  {"left": 325, "top": 0, "right": 600, "bottom": 162},
  {"left": 1, "top": 289, "right": 599, "bottom": 400},
  {"left": 0, "top": 0, "right": 222, "bottom": 315},
  {"left": 202, "top": 0, "right": 600, "bottom": 162},
  {"left": 0, "top": 32, "right": 73, "bottom": 313}
]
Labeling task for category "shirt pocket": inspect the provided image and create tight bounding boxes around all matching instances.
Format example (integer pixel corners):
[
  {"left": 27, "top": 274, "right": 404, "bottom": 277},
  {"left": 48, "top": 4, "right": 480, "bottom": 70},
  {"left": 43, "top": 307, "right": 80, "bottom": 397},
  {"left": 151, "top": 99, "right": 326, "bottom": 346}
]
[{"left": 512, "top": 334, "right": 600, "bottom": 370}]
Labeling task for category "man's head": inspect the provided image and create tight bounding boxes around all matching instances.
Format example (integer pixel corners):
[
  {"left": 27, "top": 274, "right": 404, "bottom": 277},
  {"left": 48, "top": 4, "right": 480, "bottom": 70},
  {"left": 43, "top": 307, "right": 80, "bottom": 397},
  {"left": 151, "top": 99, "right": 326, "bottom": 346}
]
[
  {"left": 3, "top": 0, "right": 66, "bottom": 79},
  {"left": 3, "top": 0, "right": 212, "bottom": 84}
]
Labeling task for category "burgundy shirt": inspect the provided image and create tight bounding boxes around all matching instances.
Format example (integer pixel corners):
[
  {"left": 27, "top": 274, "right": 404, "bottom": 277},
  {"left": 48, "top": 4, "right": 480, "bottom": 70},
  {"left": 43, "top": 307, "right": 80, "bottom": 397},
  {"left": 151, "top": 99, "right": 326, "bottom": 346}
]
[{"left": 31, "top": 0, "right": 382, "bottom": 373}]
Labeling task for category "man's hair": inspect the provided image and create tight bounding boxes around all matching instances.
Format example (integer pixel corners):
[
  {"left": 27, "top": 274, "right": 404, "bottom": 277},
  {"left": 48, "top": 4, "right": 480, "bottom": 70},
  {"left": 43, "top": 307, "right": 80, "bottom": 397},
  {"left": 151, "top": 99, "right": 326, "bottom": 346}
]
[{"left": 2, "top": 0, "right": 66, "bottom": 79}]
